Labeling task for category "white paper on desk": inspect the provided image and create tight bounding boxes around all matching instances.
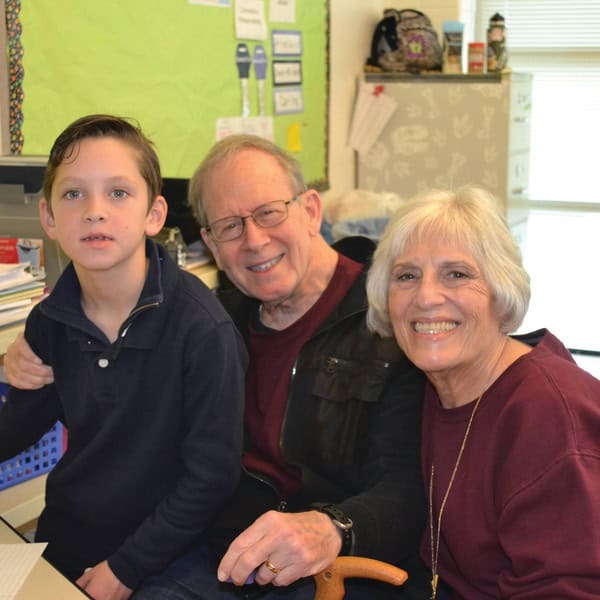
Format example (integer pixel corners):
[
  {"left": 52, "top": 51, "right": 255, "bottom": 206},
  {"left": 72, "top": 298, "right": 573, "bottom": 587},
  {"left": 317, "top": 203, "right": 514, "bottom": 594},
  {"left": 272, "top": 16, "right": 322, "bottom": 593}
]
[
  {"left": 0, "top": 543, "right": 47, "bottom": 600},
  {"left": 349, "top": 83, "right": 398, "bottom": 157}
]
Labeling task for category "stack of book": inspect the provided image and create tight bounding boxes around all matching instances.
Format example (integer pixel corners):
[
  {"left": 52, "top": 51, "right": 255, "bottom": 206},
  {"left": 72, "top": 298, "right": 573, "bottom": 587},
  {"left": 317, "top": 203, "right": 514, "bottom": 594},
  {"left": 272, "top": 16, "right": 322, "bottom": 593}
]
[
  {"left": 0, "top": 262, "right": 46, "bottom": 328},
  {"left": 0, "top": 237, "right": 48, "bottom": 329}
]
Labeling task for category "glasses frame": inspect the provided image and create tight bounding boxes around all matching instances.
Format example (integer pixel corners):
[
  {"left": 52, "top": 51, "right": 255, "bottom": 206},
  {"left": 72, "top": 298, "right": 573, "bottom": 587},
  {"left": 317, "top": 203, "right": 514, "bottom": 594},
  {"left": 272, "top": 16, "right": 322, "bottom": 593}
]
[{"left": 205, "top": 193, "right": 303, "bottom": 243}]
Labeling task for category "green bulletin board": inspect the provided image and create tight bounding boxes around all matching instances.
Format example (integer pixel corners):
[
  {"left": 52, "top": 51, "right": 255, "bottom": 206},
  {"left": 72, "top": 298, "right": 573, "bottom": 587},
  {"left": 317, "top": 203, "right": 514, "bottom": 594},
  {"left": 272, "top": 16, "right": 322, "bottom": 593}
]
[{"left": 15, "top": 0, "right": 328, "bottom": 182}]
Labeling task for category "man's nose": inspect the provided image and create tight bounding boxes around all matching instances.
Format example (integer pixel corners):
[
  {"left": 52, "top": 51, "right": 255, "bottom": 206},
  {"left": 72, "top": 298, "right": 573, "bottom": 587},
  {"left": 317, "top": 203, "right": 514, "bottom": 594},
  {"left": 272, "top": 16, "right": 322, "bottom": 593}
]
[{"left": 242, "top": 216, "right": 270, "bottom": 247}]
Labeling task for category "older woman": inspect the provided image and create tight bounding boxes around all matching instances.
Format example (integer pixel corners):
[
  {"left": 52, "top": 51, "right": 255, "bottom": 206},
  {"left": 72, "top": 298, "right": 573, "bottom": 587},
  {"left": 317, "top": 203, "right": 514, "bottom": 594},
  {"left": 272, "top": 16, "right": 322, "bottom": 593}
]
[{"left": 367, "top": 186, "right": 600, "bottom": 599}]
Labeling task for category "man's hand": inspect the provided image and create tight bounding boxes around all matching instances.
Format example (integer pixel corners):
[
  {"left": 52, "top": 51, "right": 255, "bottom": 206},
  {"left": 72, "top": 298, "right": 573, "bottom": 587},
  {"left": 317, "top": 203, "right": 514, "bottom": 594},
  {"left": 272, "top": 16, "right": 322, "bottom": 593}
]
[
  {"left": 4, "top": 332, "right": 54, "bottom": 388},
  {"left": 75, "top": 561, "right": 132, "bottom": 600},
  {"left": 217, "top": 510, "right": 342, "bottom": 587}
]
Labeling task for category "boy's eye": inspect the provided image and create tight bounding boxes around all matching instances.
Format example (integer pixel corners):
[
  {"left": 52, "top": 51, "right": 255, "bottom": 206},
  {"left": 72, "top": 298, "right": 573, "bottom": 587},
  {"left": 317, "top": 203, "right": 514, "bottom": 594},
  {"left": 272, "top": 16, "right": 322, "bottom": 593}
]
[
  {"left": 111, "top": 189, "right": 129, "bottom": 199},
  {"left": 64, "top": 190, "right": 82, "bottom": 200}
]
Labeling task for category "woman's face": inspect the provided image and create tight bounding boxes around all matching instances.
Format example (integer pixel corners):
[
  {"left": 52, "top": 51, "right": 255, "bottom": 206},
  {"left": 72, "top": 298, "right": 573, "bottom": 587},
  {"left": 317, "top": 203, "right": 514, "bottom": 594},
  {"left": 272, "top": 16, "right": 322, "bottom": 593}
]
[{"left": 387, "top": 237, "right": 502, "bottom": 379}]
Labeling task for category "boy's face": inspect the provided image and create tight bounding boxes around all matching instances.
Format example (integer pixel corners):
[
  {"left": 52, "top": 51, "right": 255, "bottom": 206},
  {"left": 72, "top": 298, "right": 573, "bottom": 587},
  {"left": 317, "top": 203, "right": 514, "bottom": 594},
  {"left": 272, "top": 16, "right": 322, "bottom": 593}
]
[{"left": 39, "top": 137, "right": 166, "bottom": 275}]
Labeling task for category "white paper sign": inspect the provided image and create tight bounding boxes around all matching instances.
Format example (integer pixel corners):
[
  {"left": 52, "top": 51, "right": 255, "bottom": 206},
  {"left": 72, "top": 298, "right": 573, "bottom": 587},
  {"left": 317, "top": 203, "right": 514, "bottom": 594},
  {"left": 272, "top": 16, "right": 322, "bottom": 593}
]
[
  {"left": 235, "top": 0, "right": 267, "bottom": 40},
  {"left": 272, "top": 61, "right": 301, "bottom": 85},
  {"left": 272, "top": 30, "right": 302, "bottom": 56},
  {"left": 269, "top": 0, "right": 295, "bottom": 23},
  {"left": 273, "top": 87, "right": 303, "bottom": 115},
  {"left": 349, "top": 82, "right": 399, "bottom": 157},
  {"left": 188, "top": 0, "right": 231, "bottom": 6},
  {"left": 216, "top": 116, "right": 274, "bottom": 141}
]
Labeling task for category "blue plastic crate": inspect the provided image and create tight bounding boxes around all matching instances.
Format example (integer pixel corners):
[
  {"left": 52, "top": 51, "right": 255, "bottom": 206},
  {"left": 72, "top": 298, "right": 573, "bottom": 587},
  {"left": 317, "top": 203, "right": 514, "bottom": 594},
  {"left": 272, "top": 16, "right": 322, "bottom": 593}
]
[{"left": 0, "top": 382, "right": 64, "bottom": 491}]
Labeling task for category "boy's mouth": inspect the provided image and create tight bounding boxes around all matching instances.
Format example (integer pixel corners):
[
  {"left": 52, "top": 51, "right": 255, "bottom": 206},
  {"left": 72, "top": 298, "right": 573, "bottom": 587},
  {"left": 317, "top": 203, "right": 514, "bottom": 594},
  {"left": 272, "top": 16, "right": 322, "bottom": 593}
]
[{"left": 82, "top": 235, "right": 113, "bottom": 241}]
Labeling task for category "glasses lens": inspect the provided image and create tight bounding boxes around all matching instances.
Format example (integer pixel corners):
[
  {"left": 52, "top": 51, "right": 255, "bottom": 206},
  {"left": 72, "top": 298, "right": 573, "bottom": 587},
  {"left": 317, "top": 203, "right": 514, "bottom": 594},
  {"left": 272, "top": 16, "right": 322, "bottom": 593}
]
[
  {"left": 209, "top": 198, "right": 294, "bottom": 242},
  {"left": 212, "top": 218, "right": 243, "bottom": 242},
  {"left": 253, "top": 201, "right": 288, "bottom": 227}
]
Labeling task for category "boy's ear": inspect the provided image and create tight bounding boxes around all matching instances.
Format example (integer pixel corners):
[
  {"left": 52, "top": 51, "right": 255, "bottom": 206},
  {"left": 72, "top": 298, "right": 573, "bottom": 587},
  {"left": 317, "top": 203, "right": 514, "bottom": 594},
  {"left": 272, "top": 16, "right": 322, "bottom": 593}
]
[
  {"left": 39, "top": 198, "right": 58, "bottom": 240},
  {"left": 145, "top": 195, "right": 168, "bottom": 237}
]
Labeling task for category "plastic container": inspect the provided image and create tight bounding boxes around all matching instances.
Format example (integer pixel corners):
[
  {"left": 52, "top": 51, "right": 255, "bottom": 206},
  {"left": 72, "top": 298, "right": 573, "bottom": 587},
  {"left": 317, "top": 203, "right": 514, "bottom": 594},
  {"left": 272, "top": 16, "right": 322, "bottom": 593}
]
[
  {"left": 468, "top": 42, "right": 486, "bottom": 74},
  {"left": 0, "top": 422, "right": 65, "bottom": 491},
  {"left": 442, "top": 21, "right": 464, "bottom": 74}
]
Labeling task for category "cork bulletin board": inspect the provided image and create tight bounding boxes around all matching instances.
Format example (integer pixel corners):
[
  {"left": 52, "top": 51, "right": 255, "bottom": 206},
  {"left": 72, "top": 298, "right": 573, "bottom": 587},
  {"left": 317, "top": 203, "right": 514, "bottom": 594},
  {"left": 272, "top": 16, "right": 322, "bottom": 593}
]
[{"left": 1, "top": 0, "right": 328, "bottom": 183}]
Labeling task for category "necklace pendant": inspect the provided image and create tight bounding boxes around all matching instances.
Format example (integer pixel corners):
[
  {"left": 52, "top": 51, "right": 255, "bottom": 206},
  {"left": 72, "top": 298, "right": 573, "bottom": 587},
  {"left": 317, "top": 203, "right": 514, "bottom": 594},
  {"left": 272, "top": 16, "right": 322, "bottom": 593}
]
[{"left": 431, "top": 573, "right": 439, "bottom": 599}]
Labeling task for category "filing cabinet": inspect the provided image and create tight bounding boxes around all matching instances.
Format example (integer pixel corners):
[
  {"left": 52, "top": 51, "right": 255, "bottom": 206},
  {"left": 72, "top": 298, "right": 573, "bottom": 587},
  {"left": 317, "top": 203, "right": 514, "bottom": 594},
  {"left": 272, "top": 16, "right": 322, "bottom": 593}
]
[{"left": 356, "top": 72, "right": 533, "bottom": 210}]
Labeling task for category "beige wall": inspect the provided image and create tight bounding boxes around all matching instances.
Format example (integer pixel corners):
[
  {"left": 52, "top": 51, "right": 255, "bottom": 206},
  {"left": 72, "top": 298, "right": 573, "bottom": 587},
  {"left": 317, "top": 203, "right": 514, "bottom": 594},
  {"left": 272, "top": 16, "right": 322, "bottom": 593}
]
[
  {"left": 328, "top": 0, "right": 462, "bottom": 195},
  {"left": 327, "top": 0, "right": 383, "bottom": 194}
]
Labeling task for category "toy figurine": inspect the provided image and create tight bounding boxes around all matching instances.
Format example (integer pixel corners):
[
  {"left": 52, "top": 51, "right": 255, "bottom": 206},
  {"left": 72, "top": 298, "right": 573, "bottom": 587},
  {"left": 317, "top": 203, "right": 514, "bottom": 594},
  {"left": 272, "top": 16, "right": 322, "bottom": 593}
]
[{"left": 487, "top": 12, "right": 508, "bottom": 72}]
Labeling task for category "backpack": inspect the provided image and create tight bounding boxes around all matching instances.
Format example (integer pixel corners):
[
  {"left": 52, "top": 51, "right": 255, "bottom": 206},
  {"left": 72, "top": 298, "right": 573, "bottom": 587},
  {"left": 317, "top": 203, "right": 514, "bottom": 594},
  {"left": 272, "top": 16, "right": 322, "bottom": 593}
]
[{"left": 366, "top": 9, "right": 443, "bottom": 73}]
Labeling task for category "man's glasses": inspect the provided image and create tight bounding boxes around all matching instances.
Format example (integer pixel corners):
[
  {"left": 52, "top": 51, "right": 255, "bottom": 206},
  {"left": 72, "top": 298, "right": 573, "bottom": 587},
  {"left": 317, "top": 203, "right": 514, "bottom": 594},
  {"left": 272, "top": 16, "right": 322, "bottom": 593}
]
[{"left": 205, "top": 194, "right": 302, "bottom": 243}]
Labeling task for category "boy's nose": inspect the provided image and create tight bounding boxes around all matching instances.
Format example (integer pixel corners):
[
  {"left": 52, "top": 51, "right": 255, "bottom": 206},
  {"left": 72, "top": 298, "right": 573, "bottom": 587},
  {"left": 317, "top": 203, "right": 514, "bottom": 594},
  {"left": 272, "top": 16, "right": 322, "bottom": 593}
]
[
  {"left": 84, "top": 196, "right": 107, "bottom": 222},
  {"left": 84, "top": 212, "right": 106, "bottom": 223}
]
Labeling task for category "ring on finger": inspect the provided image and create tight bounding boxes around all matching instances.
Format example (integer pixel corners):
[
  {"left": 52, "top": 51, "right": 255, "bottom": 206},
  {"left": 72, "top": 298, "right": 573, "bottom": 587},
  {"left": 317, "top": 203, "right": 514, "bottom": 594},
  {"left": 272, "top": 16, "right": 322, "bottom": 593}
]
[{"left": 264, "top": 559, "right": 281, "bottom": 574}]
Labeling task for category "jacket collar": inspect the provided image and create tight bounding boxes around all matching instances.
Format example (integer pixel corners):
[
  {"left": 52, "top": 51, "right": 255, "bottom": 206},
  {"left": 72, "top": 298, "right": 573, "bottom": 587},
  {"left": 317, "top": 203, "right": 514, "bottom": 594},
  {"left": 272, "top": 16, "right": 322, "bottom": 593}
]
[
  {"left": 40, "top": 239, "right": 177, "bottom": 347},
  {"left": 219, "top": 235, "right": 375, "bottom": 341}
]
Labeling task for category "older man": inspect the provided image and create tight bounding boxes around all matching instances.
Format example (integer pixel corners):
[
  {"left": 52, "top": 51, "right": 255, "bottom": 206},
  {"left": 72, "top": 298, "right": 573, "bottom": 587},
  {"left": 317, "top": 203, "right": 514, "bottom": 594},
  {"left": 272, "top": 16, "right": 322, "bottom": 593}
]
[{"left": 5, "top": 135, "right": 428, "bottom": 600}]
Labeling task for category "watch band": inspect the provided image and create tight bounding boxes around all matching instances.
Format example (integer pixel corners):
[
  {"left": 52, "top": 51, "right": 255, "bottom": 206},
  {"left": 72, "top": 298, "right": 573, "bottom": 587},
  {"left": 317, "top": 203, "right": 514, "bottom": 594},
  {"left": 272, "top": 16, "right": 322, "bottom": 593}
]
[{"left": 311, "top": 503, "right": 353, "bottom": 555}]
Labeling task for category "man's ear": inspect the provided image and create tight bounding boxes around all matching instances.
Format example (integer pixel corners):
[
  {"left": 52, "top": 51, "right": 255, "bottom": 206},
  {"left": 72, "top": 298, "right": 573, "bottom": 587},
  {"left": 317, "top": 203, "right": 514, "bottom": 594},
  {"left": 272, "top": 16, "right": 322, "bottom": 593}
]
[
  {"left": 200, "top": 227, "right": 223, "bottom": 270},
  {"left": 39, "top": 197, "right": 58, "bottom": 240},
  {"left": 145, "top": 195, "right": 168, "bottom": 237},
  {"left": 300, "top": 190, "right": 323, "bottom": 236}
]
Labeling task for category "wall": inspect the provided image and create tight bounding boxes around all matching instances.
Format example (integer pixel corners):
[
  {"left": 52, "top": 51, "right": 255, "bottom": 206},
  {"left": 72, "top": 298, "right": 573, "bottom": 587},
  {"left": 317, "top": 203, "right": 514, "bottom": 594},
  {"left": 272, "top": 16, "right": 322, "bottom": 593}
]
[
  {"left": 328, "top": 0, "right": 462, "bottom": 195},
  {"left": 15, "top": 2, "right": 328, "bottom": 183},
  {"left": 327, "top": 0, "right": 383, "bottom": 194}
]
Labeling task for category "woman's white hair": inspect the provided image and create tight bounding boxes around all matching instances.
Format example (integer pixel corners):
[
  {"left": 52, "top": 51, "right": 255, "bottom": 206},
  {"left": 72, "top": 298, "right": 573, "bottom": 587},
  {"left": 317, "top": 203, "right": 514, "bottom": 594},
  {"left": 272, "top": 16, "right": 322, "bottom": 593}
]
[{"left": 366, "top": 186, "right": 530, "bottom": 337}]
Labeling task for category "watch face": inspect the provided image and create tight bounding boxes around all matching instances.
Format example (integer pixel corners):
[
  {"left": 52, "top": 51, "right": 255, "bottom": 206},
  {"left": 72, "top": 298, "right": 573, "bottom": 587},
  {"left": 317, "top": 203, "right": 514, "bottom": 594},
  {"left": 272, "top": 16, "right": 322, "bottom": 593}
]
[
  {"left": 313, "top": 504, "right": 353, "bottom": 530},
  {"left": 333, "top": 517, "right": 353, "bottom": 530}
]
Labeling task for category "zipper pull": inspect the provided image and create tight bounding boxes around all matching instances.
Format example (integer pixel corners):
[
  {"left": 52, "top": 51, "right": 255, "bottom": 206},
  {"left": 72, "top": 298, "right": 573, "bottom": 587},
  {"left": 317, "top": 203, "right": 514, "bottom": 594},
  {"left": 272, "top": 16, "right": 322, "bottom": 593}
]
[{"left": 326, "top": 357, "right": 338, "bottom": 373}]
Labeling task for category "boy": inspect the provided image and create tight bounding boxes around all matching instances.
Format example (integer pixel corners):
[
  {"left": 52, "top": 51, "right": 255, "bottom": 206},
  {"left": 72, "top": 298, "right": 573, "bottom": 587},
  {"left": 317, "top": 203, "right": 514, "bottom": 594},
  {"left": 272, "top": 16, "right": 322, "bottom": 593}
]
[{"left": 0, "top": 115, "right": 247, "bottom": 599}]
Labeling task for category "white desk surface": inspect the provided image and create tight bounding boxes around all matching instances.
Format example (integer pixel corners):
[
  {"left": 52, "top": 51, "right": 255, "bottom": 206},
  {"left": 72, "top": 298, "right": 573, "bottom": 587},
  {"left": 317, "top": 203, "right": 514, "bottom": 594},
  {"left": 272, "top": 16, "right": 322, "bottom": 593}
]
[
  {"left": 0, "top": 516, "right": 89, "bottom": 599},
  {"left": 0, "top": 475, "right": 46, "bottom": 528}
]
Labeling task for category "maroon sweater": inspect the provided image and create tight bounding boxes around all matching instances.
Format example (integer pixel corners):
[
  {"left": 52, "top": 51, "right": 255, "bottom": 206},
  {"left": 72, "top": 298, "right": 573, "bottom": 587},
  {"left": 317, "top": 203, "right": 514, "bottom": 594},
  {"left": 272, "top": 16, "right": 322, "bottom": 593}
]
[
  {"left": 421, "top": 330, "right": 600, "bottom": 599},
  {"left": 243, "top": 254, "right": 363, "bottom": 499}
]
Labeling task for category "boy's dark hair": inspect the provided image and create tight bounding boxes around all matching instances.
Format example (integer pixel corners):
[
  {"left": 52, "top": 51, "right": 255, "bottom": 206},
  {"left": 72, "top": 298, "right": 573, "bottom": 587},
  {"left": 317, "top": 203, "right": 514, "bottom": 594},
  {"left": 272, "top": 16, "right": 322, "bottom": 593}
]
[{"left": 43, "top": 114, "right": 162, "bottom": 210}]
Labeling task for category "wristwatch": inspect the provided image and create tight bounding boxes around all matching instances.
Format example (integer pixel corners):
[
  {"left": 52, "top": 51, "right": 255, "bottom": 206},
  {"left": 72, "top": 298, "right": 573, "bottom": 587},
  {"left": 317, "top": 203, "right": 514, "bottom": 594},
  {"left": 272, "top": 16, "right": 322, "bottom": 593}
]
[{"left": 311, "top": 503, "right": 353, "bottom": 555}]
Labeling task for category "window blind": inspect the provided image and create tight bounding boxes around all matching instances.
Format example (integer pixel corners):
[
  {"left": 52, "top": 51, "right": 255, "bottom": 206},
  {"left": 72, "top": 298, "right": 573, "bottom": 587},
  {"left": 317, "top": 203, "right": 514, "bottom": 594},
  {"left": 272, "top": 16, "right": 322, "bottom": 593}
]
[{"left": 476, "top": 0, "right": 600, "bottom": 204}]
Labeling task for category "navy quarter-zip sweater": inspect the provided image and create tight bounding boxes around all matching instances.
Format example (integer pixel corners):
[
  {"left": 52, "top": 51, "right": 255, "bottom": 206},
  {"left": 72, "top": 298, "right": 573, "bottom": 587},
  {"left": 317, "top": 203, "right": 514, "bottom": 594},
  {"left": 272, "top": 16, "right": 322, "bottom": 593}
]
[{"left": 0, "top": 240, "right": 247, "bottom": 589}]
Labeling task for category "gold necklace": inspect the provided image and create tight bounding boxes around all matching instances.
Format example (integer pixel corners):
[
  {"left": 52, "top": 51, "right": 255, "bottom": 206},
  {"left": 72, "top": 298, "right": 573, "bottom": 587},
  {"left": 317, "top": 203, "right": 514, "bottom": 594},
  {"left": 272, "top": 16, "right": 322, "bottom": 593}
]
[{"left": 429, "top": 393, "right": 484, "bottom": 600}]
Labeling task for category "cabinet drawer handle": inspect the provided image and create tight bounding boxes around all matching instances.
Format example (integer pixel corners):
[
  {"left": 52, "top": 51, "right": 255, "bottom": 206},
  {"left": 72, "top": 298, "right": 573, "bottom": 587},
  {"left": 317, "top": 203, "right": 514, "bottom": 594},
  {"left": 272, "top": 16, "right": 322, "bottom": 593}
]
[{"left": 513, "top": 116, "right": 529, "bottom": 124}]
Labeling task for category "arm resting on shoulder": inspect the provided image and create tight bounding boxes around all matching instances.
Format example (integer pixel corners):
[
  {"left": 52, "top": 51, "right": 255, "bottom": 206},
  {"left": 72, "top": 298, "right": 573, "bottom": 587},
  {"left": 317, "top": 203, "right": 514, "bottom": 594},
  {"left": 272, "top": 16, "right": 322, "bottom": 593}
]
[{"left": 4, "top": 332, "right": 54, "bottom": 389}]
